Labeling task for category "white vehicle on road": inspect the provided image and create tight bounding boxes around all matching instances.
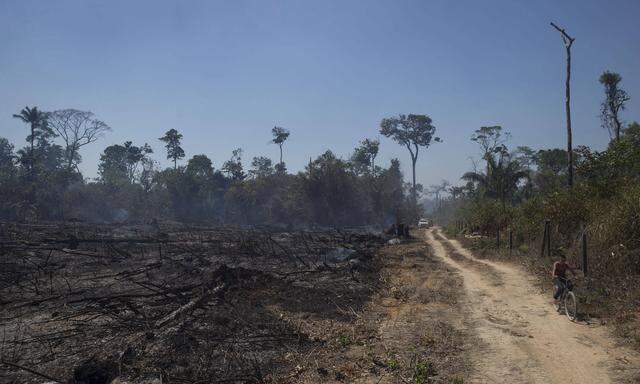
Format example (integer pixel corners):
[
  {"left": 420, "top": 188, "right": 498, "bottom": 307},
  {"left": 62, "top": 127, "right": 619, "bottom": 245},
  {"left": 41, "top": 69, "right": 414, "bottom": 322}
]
[{"left": 418, "top": 218, "right": 432, "bottom": 228}]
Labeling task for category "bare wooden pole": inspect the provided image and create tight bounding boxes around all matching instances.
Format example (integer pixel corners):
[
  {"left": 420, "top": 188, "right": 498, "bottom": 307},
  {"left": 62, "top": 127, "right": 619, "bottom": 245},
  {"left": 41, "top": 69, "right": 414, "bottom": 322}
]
[
  {"left": 582, "top": 232, "right": 588, "bottom": 276},
  {"left": 550, "top": 22, "right": 575, "bottom": 188},
  {"left": 546, "top": 220, "right": 552, "bottom": 258},
  {"left": 540, "top": 220, "right": 552, "bottom": 257},
  {"left": 540, "top": 221, "right": 548, "bottom": 257},
  {"left": 509, "top": 229, "right": 513, "bottom": 256}
]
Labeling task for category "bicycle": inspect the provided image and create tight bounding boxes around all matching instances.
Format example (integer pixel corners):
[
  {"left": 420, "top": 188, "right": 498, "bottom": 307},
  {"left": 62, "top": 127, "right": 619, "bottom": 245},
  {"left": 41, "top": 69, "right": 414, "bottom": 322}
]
[{"left": 554, "top": 277, "right": 577, "bottom": 321}]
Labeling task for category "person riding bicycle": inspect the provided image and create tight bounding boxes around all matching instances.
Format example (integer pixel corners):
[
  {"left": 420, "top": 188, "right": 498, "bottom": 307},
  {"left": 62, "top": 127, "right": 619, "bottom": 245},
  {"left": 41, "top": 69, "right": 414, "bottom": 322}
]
[{"left": 552, "top": 250, "right": 575, "bottom": 304}]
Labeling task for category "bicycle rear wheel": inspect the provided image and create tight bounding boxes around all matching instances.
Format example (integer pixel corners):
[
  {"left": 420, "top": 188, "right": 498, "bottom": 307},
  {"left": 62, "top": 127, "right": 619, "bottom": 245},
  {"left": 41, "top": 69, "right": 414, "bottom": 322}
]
[{"left": 564, "top": 291, "right": 577, "bottom": 321}]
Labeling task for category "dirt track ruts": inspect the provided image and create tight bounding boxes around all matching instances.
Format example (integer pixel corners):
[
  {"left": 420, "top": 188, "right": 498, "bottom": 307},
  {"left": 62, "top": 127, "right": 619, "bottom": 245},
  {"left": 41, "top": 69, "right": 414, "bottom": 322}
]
[{"left": 426, "top": 227, "right": 640, "bottom": 384}]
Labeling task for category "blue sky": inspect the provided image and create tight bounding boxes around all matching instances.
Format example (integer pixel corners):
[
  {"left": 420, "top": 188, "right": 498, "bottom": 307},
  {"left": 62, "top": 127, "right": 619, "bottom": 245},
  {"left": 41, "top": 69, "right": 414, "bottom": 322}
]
[{"left": 1, "top": 0, "right": 639, "bottom": 188}]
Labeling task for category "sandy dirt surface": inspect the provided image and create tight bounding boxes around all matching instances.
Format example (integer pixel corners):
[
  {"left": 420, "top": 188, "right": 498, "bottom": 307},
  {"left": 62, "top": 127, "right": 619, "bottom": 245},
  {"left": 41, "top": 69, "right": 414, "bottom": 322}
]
[
  {"left": 299, "top": 239, "right": 472, "bottom": 383},
  {"left": 426, "top": 227, "right": 640, "bottom": 384}
]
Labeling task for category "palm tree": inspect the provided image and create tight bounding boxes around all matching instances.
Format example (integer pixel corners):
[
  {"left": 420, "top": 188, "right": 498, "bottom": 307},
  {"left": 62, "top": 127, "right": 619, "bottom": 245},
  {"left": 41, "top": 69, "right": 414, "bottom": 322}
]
[
  {"left": 462, "top": 153, "right": 528, "bottom": 206},
  {"left": 12, "top": 106, "right": 47, "bottom": 173}
]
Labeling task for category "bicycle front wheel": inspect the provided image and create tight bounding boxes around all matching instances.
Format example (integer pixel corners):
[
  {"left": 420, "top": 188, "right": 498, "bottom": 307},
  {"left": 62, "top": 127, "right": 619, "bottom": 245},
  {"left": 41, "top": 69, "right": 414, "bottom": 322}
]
[
  {"left": 564, "top": 291, "right": 577, "bottom": 321},
  {"left": 554, "top": 298, "right": 562, "bottom": 313}
]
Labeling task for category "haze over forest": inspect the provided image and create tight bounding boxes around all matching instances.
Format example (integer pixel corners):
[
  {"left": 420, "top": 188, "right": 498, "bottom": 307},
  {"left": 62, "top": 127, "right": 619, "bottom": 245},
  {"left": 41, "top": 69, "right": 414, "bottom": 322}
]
[{"left": 2, "top": 0, "right": 639, "bottom": 188}]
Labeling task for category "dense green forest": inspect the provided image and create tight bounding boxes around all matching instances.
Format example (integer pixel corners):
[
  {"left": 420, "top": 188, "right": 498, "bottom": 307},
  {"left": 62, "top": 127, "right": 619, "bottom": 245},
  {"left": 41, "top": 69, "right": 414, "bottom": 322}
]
[{"left": 0, "top": 111, "right": 440, "bottom": 227}]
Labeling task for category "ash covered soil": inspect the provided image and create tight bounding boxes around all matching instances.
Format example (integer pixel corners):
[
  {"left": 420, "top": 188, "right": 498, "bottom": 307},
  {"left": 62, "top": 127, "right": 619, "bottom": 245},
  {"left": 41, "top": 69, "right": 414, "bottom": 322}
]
[{"left": 0, "top": 222, "right": 470, "bottom": 383}]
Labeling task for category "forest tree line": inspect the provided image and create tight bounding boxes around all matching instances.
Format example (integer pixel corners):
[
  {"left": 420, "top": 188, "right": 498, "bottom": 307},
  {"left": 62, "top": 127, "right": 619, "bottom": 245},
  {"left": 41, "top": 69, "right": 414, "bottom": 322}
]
[
  {"left": 1, "top": 110, "right": 439, "bottom": 228},
  {"left": 435, "top": 70, "right": 639, "bottom": 273}
]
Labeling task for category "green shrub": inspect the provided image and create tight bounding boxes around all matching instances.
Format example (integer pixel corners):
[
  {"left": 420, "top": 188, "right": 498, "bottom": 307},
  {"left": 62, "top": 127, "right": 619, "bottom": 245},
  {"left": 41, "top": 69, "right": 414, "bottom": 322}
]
[
  {"left": 387, "top": 358, "right": 400, "bottom": 371},
  {"left": 588, "top": 184, "right": 640, "bottom": 274},
  {"left": 337, "top": 334, "right": 351, "bottom": 348},
  {"left": 414, "top": 361, "right": 436, "bottom": 384}
]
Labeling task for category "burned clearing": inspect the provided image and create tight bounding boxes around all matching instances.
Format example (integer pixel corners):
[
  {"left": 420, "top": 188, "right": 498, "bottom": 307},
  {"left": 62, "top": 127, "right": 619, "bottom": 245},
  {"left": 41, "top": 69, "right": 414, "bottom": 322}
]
[{"left": 0, "top": 222, "right": 386, "bottom": 383}]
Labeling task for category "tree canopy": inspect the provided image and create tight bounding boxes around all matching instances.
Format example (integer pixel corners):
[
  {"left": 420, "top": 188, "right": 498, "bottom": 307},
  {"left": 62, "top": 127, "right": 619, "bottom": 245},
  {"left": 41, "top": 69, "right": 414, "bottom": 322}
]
[
  {"left": 380, "top": 114, "right": 440, "bottom": 199},
  {"left": 159, "top": 129, "right": 185, "bottom": 168}
]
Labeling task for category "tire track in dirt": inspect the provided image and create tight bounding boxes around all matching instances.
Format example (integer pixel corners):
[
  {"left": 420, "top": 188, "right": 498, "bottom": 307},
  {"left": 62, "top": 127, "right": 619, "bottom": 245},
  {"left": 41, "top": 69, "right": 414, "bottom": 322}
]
[{"left": 426, "top": 227, "right": 640, "bottom": 384}]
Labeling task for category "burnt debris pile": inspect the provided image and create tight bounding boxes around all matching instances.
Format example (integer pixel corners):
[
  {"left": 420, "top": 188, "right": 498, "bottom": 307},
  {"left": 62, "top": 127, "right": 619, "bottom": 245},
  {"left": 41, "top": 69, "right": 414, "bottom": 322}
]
[{"left": 0, "top": 221, "right": 385, "bottom": 383}]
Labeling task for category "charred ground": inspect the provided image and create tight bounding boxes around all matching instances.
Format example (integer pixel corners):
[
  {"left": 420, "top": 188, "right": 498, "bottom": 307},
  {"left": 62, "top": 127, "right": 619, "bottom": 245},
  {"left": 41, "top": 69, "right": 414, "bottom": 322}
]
[{"left": 0, "top": 222, "right": 387, "bottom": 383}]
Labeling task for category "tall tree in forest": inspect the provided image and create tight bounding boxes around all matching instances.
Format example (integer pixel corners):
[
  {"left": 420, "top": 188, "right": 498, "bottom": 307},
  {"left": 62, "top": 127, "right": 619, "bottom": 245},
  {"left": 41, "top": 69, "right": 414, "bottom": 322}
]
[
  {"left": 0, "top": 138, "right": 17, "bottom": 202},
  {"left": 550, "top": 22, "right": 575, "bottom": 188},
  {"left": 380, "top": 114, "right": 440, "bottom": 200},
  {"left": 599, "top": 71, "right": 630, "bottom": 141},
  {"left": 47, "top": 109, "right": 111, "bottom": 172},
  {"left": 271, "top": 126, "right": 290, "bottom": 166},
  {"left": 513, "top": 146, "right": 537, "bottom": 170},
  {"left": 471, "top": 126, "right": 510, "bottom": 168},
  {"left": 159, "top": 129, "right": 185, "bottom": 169},
  {"left": 187, "top": 154, "right": 214, "bottom": 178},
  {"left": 12, "top": 106, "right": 50, "bottom": 173},
  {"left": 351, "top": 138, "right": 380, "bottom": 175},
  {"left": 462, "top": 154, "right": 528, "bottom": 207},
  {"left": 429, "top": 180, "right": 450, "bottom": 209},
  {"left": 99, "top": 141, "right": 153, "bottom": 185},
  {"left": 222, "top": 148, "right": 245, "bottom": 181},
  {"left": 249, "top": 156, "right": 274, "bottom": 179},
  {"left": 0, "top": 138, "right": 14, "bottom": 169}
]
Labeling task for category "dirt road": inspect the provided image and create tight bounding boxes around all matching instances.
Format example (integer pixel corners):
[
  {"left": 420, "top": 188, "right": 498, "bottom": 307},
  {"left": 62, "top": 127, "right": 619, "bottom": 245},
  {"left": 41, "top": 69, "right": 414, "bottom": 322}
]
[{"left": 426, "top": 227, "right": 640, "bottom": 383}]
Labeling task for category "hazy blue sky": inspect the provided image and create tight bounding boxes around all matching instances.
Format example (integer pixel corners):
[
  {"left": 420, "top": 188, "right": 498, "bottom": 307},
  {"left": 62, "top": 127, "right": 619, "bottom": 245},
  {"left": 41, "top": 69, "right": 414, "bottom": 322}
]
[{"left": 1, "top": 0, "right": 639, "bottom": 188}]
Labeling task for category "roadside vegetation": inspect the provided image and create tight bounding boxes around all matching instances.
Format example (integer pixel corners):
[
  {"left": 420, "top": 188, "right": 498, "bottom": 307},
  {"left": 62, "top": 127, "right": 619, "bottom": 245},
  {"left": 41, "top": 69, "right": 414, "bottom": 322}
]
[{"left": 433, "top": 71, "right": 640, "bottom": 349}]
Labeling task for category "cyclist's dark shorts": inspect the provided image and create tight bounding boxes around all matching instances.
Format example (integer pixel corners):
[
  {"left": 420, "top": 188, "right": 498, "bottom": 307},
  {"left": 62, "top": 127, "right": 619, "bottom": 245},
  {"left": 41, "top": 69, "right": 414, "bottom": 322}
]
[{"left": 553, "top": 277, "right": 566, "bottom": 299}]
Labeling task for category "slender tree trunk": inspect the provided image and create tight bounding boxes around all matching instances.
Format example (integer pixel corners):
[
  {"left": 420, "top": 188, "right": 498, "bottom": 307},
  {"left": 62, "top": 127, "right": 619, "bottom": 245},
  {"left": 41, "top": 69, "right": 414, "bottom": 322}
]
[
  {"left": 409, "top": 144, "right": 420, "bottom": 203},
  {"left": 174, "top": 157, "right": 177, "bottom": 169},
  {"left": 30, "top": 123, "right": 35, "bottom": 152},
  {"left": 30, "top": 123, "right": 35, "bottom": 174},
  {"left": 565, "top": 44, "right": 574, "bottom": 188},
  {"left": 279, "top": 144, "right": 283, "bottom": 165},
  {"left": 411, "top": 156, "right": 417, "bottom": 201},
  {"left": 67, "top": 144, "right": 76, "bottom": 172}
]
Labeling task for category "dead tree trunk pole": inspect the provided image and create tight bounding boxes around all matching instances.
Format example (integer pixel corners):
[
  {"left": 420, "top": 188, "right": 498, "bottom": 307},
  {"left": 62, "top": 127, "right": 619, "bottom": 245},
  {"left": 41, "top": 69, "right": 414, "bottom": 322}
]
[{"left": 551, "top": 22, "right": 575, "bottom": 188}]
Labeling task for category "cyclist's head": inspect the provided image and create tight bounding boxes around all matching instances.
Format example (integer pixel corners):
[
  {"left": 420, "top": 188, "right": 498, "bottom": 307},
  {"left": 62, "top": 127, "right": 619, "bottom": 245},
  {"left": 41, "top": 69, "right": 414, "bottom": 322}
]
[{"left": 553, "top": 247, "right": 567, "bottom": 261}]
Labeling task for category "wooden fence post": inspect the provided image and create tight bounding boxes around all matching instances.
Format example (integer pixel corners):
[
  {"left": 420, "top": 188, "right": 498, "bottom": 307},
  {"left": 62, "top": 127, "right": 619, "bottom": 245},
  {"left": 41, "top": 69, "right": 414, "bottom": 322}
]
[
  {"left": 509, "top": 230, "right": 513, "bottom": 256},
  {"left": 540, "top": 220, "right": 548, "bottom": 257},
  {"left": 582, "top": 232, "right": 588, "bottom": 276},
  {"left": 540, "top": 219, "right": 551, "bottom": 257},
  {"left": 546, "top": 220, "right": 552, "bottom": 258}
]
